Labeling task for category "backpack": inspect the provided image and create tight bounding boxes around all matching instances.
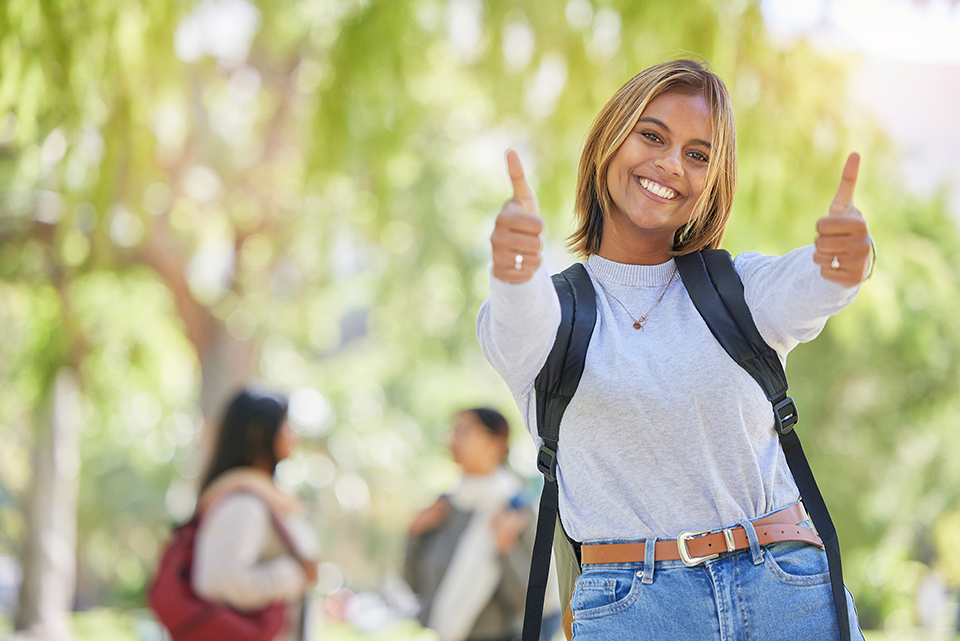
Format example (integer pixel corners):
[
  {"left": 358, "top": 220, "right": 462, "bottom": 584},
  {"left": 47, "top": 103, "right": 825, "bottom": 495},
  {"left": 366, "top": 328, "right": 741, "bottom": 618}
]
[
  {"left": 148, "top": 492, "right": 299, "bottom": 641},
  {"left": 520, "top": 250, "right": 851, "bottom": 641}
]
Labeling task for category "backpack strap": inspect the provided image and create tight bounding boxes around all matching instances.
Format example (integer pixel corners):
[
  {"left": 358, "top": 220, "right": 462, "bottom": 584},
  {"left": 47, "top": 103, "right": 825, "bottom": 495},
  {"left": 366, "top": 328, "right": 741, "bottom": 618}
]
[
  {"left": 197, "top": 490, "right": 307, "bottom": 564},
  {"left": 522, "top": 263, "right": 596, "bottom": 641},
  {"left": 676, "top": 249, "right": 851, "bottom": 641}
]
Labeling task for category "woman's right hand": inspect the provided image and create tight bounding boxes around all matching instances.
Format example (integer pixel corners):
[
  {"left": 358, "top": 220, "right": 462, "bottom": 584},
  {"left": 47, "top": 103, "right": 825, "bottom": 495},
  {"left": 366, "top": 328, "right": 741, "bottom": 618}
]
[{"left": 490, "top": 150, "right": 545, "bottom": 283}]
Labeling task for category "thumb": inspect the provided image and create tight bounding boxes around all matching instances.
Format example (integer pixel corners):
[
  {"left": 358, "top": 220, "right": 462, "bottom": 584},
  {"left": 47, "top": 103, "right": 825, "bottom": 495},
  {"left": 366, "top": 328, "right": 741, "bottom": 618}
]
[
  {"left": 505, "top": 149, "right": 539, "bottom": 214},
  {"left": 830, "top": 152, "right": 860, "bottom": 216}
]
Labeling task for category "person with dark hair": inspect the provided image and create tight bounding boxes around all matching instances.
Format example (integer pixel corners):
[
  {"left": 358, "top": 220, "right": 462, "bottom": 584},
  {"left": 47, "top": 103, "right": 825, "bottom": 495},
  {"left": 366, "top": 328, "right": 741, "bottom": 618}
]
[
  {"left": 191, "top": 389, "right": 319, "bottom": 641},
  {"left": 404, "top": 408, "right": 558, "bottom": 641},
  {"left": 478, "top": 59, "right": 873, "bottom": 639}
]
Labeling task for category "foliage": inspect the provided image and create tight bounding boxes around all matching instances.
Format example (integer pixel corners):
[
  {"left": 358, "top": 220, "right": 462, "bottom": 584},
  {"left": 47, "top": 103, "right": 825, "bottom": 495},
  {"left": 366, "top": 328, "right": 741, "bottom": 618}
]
[{"left": 1, "top": 0, "right": 959, "bottom": 632}]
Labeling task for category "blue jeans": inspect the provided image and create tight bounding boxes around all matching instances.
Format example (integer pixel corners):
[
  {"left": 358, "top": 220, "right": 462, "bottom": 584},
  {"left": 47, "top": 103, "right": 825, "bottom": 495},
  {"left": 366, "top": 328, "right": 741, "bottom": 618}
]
[{"left": 571, "top": 519, "right": 864, "bottom": 640}]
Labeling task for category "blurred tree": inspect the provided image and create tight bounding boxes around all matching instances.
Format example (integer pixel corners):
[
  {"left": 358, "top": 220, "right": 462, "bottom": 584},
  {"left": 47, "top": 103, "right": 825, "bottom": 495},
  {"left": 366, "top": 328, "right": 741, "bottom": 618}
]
[{"left": 1, "top": 0, "right": 958, "bottom": 634}]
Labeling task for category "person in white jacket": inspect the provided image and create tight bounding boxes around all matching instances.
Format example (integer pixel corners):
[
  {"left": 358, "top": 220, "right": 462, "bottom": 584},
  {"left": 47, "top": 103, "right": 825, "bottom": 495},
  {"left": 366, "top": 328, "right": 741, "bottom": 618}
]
[
  {"left": 404, "top": 408, "right": 560, "bottom": 641},
  {"left": 192, "top": 389, "right": 320, "bottom": 641}
]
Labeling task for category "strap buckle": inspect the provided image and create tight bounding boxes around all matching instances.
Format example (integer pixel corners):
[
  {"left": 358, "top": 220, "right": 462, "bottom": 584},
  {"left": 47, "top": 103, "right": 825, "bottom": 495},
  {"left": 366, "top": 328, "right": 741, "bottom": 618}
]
[
  {"left": 536, "top": 445, "right": 558, "bottom": 482},
  {"left": 773, "top": 397, "right": 799, "bottom": 434},
  {"left": 675, "top": 529, "right": 722, "bottom": 567}
]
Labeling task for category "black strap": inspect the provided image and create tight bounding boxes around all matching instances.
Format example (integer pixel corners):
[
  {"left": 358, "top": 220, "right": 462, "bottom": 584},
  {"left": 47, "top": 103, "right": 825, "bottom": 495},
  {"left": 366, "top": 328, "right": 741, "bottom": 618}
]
[
  {"left": 678, "top": 250, "right": 851, "bottom": 641},
  {"left": 522, "top": 264, "right": 596, "bottom": 641}
]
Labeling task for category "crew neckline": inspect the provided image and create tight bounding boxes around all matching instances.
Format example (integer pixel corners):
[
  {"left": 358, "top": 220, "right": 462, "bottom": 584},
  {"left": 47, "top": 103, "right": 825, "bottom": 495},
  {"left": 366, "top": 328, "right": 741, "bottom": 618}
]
[{"left": 585, "top": 254, "right": 678, "bottom": 288}]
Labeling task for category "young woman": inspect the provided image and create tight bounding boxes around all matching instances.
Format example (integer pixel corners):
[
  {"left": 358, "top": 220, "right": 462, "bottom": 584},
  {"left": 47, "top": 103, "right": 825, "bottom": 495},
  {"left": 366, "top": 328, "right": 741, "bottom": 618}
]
[
  {"left": 477, "top": 59, "right": 872, "bottom": 639},
  {"left": 191, "top": 389, "right": 319, "bottom": 641},
  {"left": 404, "top": 408, "right": 560, "bottom": 641}
]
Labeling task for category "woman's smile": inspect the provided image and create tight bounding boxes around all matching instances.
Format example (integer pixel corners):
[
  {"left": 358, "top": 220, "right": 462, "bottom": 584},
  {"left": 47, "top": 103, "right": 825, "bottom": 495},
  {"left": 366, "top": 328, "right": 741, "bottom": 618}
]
[{"left": 637, "top": 175, "right": 682, "bottom": 201}]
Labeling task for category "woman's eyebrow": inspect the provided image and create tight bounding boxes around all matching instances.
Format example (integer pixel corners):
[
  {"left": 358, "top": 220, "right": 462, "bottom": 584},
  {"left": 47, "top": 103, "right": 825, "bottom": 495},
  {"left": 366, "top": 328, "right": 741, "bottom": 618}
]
[{"left": 637, "top": 116, "right": 712, "bottom": 148}]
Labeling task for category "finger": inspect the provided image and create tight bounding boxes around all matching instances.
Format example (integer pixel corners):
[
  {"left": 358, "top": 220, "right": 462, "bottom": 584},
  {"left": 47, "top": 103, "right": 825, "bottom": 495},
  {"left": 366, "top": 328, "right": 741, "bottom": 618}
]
[
  {"left": 814, "top": 237, "right": 871, "bottom": 260},
  {"left": 506, "top": 149, "right": 538, "bottom": 213},
  {"left": 491, "top": 225, "right": 543, "bottom": 255},
  {"left": 496, "top": 205, "right": 544, "bottom": 236},
  {"left": 813, "top": 247, "right": 869, "bottom": 287},
  {"left": 830, "top": 152, "right": 860, "bottom": 215},
  {"left": 491, "top": 249, "right": 542, "bottom": 283},
  {"left": 493, "top": 247, "right": 542, "bottom": 273},
  {"left": 816, "top": 211, "right": 867, "bottom": 237}
]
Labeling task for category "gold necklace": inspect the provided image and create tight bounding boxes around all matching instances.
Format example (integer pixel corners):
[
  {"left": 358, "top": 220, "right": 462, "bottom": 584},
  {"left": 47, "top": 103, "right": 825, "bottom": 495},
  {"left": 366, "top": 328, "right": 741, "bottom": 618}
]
[{"left": 586, "top": 261, "right": 677, "bottom": 331}]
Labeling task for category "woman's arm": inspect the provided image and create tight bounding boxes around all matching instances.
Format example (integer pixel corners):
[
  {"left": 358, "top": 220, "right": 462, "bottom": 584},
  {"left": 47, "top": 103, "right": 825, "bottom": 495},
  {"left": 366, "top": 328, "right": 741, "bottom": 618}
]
[
  {"left": 738, "top": 153, "right": 872, "bottom": 355},
  {"left": 192, "top": 494, "right": 307, "bottom": 611},
  {"left": 477, "top": 150, "right": 562, "bottom": 396}
]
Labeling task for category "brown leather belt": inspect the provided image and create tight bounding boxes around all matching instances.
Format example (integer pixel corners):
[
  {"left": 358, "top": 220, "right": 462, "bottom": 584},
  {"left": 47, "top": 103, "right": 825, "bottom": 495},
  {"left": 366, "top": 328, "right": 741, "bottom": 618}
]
[{"left": 581, "top": 503, "right": 821, "bottom": 567}]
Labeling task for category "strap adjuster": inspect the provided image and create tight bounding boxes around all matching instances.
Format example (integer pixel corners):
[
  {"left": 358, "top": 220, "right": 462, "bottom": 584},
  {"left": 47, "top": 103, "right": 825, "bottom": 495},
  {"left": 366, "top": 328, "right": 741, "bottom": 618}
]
[
  {"left": 773, "top": 397, "right": 799, "bottom": 434},
  {"left": 537, "top": 445, "right": 558, "bottom": 482}
]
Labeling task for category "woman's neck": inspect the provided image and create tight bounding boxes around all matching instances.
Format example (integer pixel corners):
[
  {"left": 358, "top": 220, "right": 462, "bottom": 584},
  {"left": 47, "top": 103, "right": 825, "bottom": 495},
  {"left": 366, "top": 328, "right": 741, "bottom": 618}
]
[{"left": 597, "top": 228, "right": 674, "bottom": 265}]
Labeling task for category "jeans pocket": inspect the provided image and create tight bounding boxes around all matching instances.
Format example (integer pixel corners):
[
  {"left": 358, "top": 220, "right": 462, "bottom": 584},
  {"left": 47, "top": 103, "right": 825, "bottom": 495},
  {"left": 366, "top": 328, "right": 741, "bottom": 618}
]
[
  {"left": 571, "top": 569, "right": 640, "bottom": 618},
  {"left": 763, "top": 541, "right": 831, "bottom": 586}
]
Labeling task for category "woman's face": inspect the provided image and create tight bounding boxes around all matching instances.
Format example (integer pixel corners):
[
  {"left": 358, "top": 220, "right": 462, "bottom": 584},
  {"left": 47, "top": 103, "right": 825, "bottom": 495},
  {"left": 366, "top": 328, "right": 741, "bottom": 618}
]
[
  {"left": 602, "top": 90, "right": 713, "bottom": 263},
  {"left": 448, "top": 411, "right": 507, "bottom": 476},
  {"left": 273, "top": 419, "right": 298, "bottom": 462}
]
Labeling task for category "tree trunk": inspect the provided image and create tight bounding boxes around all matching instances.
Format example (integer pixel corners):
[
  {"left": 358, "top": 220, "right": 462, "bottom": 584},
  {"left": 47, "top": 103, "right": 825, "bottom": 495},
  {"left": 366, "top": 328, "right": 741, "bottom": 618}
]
[
  {"left": 15, "top": 368, "right": 80, "bottom": 641},
  {"left": 196, "top": 326, "right": 259, "bottom": 468}
]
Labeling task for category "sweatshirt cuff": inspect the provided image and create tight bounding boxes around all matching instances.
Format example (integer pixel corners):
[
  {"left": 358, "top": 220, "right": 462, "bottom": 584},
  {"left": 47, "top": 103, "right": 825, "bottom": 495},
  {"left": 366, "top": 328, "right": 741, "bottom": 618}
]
[{"left": 488, "top": 264, "right": 559, "bottom": 332}]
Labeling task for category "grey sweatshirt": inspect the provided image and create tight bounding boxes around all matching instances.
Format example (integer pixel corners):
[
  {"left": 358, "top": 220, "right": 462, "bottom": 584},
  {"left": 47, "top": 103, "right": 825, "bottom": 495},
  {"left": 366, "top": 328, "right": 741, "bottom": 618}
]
[{"left": 477, "top": 246, "right": 858, "bottom": 542}]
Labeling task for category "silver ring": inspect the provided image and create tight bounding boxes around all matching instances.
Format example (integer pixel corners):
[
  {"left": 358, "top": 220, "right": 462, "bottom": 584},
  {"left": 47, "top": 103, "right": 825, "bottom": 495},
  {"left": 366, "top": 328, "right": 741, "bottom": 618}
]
[
  {"left": 830, "top": 255, "right": 840, "bottom": 270},
  {"left": 514, "top": 254, "right": 523, "bottom": 270}
]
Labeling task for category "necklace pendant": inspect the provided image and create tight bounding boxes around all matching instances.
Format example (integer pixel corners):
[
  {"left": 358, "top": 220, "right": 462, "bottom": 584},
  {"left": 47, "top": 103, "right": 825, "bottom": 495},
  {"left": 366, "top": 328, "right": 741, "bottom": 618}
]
[{"left": 633, "top": 320, "right": 644, "bottom": 330}]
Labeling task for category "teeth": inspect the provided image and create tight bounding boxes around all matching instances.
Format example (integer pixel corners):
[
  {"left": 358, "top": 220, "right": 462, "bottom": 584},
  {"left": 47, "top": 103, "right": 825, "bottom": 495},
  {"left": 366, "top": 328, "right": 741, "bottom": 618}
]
[{"left": 639, "top": 177, "right": 679, "bottom": 200}]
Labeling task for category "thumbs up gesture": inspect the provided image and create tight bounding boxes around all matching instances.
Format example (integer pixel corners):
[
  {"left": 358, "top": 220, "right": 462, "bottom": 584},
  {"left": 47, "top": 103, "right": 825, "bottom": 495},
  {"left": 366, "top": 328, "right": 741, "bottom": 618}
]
[
  {"left": 490, "top": 150, "right": 545, "bottom": 283},
  {"left": 814, "top": 153, "right": 875, "bottom": 287}
]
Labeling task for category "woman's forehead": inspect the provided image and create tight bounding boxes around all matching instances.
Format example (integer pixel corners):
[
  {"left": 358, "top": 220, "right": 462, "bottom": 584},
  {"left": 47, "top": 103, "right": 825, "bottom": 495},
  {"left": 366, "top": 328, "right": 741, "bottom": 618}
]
[{"left": 635, "top": 91, "right": 714, "bottom": 140}]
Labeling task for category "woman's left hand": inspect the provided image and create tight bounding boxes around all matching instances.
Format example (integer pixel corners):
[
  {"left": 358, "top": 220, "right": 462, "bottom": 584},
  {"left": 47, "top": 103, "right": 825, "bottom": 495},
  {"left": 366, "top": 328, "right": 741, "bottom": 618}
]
[
  {"left": 491, "top": 507, "right": 529, "bottom": 554},
  {"left": 813, "top": 152, "right": 874, "bottom": 287}
]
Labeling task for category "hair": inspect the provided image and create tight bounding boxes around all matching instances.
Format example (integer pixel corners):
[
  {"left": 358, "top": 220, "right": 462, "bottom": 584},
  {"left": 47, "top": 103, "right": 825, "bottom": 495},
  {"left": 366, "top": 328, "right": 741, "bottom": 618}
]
[
  {"left": 463, "top": 407, "right": 510, "bottom": 464},
  {"left": 465, "top": 407, "right": 510, "bottom": 439},
  {"left": 200, "top": 389, "right": 289, "bottom": 492},
  {"left": 567, "top": 58, "right": 738, "bottom": 258}
]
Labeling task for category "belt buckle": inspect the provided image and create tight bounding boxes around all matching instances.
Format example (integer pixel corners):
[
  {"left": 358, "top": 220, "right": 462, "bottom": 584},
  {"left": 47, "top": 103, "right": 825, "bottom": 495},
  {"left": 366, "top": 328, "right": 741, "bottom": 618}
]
[{"left": 676, "top": 528, "right": 735, "bottom": 567}]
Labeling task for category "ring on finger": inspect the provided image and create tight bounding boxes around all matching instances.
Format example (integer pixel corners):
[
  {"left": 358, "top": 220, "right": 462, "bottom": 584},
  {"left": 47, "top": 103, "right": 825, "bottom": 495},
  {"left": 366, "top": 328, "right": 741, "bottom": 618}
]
[
  {"left": 830, "top": 255, "right": 840, "bottom": 270},
  {"left": 514, "top": 254, "right": 524, "bottom": 270}
]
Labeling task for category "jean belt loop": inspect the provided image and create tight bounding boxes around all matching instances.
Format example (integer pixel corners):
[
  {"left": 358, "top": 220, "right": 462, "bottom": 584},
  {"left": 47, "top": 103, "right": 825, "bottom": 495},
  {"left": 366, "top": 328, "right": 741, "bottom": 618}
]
[
  {"left": 642, "top": 537, "right": 656, "bottom": 584},
  {"left": 739, "top": 519, "right": 764, "bottom": 565}
]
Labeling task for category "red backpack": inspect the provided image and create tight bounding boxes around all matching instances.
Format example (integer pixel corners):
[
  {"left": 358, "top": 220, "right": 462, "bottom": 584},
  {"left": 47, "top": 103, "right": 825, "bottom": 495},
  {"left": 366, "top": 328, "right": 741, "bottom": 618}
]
[{"left": 148, "top": 494, "right": 298, "bottom": 641}]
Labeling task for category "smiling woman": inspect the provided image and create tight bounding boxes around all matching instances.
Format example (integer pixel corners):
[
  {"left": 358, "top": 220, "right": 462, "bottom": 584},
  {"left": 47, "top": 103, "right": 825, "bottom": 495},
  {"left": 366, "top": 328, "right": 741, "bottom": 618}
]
[
  {"left": 479, "top": 58, "right": 873, "bottom": 641},
  {"left": 565, "top": 60, "right": 739, "bottom": 269}
]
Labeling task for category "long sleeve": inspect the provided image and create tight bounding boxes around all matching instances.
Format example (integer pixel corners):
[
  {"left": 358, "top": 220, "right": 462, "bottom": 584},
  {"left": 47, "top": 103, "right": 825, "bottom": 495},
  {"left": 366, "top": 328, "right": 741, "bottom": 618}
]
[
  {"left": 192, "top": 494, "right": 307, "bottom": 612},
  {"left": 476, "top": 265, "right": 562, "bottom": 398},
  {"left": 737, "top": 246, "right": 860, "bottom": 357}
]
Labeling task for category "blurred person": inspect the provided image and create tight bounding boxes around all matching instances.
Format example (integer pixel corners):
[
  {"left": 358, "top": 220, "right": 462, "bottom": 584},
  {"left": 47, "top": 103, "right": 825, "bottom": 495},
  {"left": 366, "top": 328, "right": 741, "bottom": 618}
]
[
  {"left": 404, "top": 408, "right": 560, "bottom": 641},
  {"left": 479, "top": 59, "right": 873, "bottom": 639},
  {"left": 192, "top": 389, "right": 320, "bottom": 641}
]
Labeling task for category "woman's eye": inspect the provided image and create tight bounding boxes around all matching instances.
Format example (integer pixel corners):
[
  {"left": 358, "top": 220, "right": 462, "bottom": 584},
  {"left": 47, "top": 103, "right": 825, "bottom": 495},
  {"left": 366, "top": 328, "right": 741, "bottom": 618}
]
[
  {"left": 688, "top": 151, "right": 709, "bottom": 163},
  {"left": 641, "top": 132, "right": 661, "bottom": 143}
]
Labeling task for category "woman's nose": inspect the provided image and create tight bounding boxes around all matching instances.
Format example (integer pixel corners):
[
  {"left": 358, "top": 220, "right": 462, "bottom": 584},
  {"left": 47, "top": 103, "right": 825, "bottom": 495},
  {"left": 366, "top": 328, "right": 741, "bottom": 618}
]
[{"left": 655, "top": 146, "right": 683, "bottom": 175}]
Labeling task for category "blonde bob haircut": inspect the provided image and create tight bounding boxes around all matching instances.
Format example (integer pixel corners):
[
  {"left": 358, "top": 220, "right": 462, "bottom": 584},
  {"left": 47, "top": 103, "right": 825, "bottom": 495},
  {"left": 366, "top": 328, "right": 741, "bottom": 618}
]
[{"left": 568, "top": 59, "right": 737, "bottom": 258}]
